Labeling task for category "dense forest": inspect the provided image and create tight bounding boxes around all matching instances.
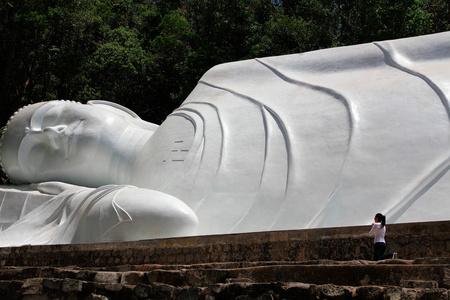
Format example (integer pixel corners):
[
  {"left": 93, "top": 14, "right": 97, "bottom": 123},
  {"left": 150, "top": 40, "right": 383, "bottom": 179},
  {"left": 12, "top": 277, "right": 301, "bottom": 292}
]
[{"left": 0, "top": 0, "right": 449, "bottom": 128}]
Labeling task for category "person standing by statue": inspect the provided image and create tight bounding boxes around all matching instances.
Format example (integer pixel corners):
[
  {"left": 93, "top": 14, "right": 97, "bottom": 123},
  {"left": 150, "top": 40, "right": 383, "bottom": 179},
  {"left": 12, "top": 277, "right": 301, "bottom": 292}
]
[{"left": 369, "top": 213, "right": 394, "bottom": 261}]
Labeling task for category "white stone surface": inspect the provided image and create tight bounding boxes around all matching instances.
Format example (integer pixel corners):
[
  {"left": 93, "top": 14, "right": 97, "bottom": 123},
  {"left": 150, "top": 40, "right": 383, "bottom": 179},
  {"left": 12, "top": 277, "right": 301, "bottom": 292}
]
[
  {"left": 0, "top": 32, "right": 449, "bottom": 245},
  {"left": 0, "top": 182, "right": 198, "bottom": 246},
  {"left": 0, "top": 185, "right": 53, "bottom": 231}
]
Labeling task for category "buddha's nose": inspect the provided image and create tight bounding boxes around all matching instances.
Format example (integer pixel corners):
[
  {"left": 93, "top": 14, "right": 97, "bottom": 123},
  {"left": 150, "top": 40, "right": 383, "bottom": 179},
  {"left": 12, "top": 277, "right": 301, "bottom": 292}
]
[{"left": 41, "top": 125, "right": 67, "bottom": 150}]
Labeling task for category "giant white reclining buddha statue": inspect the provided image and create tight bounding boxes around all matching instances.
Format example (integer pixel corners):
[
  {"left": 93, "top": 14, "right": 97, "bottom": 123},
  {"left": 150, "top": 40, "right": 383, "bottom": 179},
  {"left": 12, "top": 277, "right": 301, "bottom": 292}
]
[{"left": 0, "top": 32, "right": 449, "bottom": 246}]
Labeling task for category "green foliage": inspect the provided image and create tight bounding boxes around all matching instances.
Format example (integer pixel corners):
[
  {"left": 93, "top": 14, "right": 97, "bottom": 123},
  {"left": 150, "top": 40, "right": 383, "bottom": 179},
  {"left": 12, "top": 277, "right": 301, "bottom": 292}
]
[
  {"left": 0, "top": 0, "right": 449, "bottom": 127},
  {"left": 82, "top": 27, "right": 150, "bottom": 99}
]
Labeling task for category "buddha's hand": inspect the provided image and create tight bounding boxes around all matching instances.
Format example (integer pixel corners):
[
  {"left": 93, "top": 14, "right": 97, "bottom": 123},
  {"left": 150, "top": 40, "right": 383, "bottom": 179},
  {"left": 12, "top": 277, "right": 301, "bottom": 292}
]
[{"left": 30, "top": 181, "right": 87, "bottom": 195}]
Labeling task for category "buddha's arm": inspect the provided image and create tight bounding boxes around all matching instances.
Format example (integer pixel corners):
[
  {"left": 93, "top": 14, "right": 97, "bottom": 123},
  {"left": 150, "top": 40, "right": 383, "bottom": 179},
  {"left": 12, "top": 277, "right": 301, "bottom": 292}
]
[
  {"left": 98, "top": 187, "right": 199, "bottom": 242},
  {"left": 0, "top": 184, "right": 54, "bottom": 231},
  {"left": 0, "top": 182, "right": 198, "bottom": 246}
]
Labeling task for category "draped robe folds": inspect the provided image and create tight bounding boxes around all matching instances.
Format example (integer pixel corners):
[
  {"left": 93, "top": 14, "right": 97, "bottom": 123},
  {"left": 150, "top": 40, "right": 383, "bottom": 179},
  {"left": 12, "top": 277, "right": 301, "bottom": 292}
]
[
  {"left": 131, "top": 32, "right": 450, "bottom": 234},
  {"left": 0, "top": 185, "right": 133, "bottom": 246}
]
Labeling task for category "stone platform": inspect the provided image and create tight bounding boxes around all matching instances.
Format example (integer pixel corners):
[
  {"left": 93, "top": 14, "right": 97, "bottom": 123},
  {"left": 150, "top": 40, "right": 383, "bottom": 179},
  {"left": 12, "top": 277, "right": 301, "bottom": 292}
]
[{"left": 0, "top": 221, "right": 449, "bottom": 299}]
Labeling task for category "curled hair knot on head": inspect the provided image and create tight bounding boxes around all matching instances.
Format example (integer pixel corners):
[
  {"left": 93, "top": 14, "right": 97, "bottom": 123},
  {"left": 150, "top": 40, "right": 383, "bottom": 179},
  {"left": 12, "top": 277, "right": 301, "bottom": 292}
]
[{"left": 0, "top": 102, "right": 56, "bottom": 183}]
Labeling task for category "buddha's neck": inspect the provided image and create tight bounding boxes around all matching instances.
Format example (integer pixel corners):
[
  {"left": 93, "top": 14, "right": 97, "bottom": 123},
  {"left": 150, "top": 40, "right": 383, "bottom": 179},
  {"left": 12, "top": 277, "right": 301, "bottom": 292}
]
[{"left": 107, "top": 125, "right": 154, "bottom": 185}]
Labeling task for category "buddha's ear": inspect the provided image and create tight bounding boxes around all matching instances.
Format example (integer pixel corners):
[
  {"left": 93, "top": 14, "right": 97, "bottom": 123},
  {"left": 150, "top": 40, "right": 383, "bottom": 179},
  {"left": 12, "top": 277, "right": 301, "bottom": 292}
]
[{"left": 87, "top": 100, "right": 141, "bottom": 119}]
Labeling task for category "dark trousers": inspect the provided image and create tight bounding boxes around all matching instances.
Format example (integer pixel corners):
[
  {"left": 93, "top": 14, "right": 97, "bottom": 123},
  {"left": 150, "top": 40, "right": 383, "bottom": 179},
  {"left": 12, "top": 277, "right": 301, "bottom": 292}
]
[{"left": 373, "top": 242, "right": 393, "bottom": 261}]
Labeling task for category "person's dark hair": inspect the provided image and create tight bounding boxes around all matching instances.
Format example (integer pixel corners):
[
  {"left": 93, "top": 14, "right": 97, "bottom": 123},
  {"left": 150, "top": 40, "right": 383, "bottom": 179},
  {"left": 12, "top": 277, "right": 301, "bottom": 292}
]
[{"left": 375, "top": 213, "right": 386, "bottom": 227}]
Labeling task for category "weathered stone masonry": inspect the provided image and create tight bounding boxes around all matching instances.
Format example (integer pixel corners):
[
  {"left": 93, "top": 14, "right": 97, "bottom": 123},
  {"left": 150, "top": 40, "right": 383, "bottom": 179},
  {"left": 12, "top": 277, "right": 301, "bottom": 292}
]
[
  {"left": 0, "top": 221, "right": 448, "bottom": 299},
  {"left": 0, "top": 221, "right": 448, "bottom": 267}
]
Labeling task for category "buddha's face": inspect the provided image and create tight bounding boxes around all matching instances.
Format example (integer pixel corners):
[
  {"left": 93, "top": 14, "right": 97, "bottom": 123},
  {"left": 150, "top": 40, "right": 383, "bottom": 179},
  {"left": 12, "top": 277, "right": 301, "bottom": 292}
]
[{"left": 7, "top": 101, "right": 142, "bottom": 186}]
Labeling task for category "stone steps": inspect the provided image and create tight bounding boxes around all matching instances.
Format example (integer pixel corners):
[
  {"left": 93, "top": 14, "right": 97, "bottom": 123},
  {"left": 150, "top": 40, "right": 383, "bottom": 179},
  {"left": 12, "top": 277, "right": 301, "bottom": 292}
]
[
  {"left": 0, "top": 259, "right": 448, "bottom": 299},
  {"left": 0, "top": 221, "right": 448, "bottom": 299},
  {"left": 2, "top": 279, "right": 448, "bottom": 300}
]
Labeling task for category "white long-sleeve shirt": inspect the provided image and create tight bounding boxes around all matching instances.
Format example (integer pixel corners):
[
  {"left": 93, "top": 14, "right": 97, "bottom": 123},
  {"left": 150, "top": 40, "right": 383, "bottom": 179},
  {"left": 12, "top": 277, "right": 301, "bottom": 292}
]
[{"left": 369, "top": 222, "right": 386, "bottom": 243}]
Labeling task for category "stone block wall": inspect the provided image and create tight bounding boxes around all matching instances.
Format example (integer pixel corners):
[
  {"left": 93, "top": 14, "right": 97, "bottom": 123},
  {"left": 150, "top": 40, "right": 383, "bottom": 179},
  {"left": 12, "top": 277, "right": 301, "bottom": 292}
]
[
  {"left": 1, "top": 259, "right": 450, "bottom": 300},
  {"left": 0, "top": 221, "right": 448, "bottom": 267}
]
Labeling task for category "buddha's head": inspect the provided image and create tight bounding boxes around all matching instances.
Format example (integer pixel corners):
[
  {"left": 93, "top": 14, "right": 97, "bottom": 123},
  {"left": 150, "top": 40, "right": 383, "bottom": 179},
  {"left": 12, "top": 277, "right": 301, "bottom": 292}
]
[{"left": 0, "top": 100, "right": 157, "bottom": 187}]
